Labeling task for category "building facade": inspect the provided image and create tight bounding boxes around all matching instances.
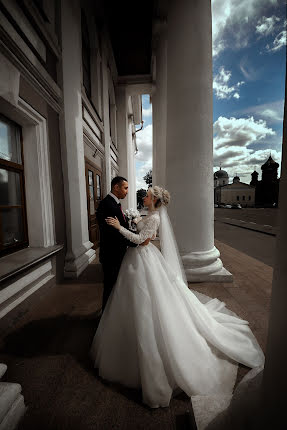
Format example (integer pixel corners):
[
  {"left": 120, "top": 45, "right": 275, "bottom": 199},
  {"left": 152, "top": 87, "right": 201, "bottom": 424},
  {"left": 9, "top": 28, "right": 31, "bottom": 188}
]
[
  {"left": 215, "top": 175, "right": 255, "bottom": 207},
  {"left": 0, "top": 0, "right": 142, "bottom": 317}
]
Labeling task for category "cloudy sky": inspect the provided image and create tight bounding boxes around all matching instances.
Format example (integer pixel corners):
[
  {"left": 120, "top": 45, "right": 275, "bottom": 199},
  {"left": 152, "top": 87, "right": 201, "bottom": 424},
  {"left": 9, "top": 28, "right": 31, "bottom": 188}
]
[{"left": 135, "top": 0, "right": 286, "bottom": 189}]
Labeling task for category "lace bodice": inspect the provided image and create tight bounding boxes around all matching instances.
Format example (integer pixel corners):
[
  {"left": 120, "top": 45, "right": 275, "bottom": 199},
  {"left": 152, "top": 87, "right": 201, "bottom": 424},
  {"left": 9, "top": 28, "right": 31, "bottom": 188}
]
[{"left": 119, "top": 212, "right": 160, "bottom": 245}]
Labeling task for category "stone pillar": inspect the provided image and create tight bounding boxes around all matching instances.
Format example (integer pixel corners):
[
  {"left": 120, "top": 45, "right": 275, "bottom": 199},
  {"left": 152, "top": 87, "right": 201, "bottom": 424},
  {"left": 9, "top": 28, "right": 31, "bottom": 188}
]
[
  {"left": 152, "top": 21, "right": 167, "bottom": 188},
  {"left": 127, "top": 119, "right": 137, "bottom": 210},
  {"left": 166, "top": 0, "right": 231, "bottom": 282},
  {"left": 60, "top": 0, "right": 95, "bottom": 278},
  {"left": 101, "top": 48, "right": 112, "bottom": 195},
  {"left": 116, "top": 87, "right": 137, "bottom": 211},
  {"left": 260, "top": 68, "right": 287, "bottom": 428}
]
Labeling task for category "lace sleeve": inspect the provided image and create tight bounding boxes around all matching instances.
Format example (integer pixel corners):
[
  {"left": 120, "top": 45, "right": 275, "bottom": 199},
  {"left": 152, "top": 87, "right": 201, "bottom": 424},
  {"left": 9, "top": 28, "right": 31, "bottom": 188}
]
[{"left": 119, "top": 214, "right": 159, "bottom": 244}]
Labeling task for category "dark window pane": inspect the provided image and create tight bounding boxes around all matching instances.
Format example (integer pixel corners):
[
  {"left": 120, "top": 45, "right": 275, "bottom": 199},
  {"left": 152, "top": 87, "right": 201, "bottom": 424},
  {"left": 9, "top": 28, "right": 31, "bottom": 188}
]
[
  {"left": 0, "top": 169, "right": 22, "bottom": 205},
  {"left": 89, "top": 185, "right": 95, "bottom": 215},
  {"left": 0, "top": 119, "right": 22, "bottom": 164},
  {"left": 88, "top": 170, "right": 94, "bottom": 186},
  {"left": 96, "top": 174, "right": 101, "bottom": 200},
  {"left": 1, "top": 207, "right": 24, "bottom": 246}
]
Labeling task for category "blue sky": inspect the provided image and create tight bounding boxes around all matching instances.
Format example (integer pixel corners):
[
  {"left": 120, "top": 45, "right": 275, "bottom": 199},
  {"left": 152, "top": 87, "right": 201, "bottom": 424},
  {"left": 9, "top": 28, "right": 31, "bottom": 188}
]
[{"left": 135, "top": 0, "right": 286, "bottom": 189}]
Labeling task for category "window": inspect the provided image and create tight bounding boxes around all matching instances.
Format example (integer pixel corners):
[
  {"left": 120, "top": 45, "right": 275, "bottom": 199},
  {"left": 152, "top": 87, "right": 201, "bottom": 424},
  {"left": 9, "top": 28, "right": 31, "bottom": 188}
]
[
  {"left": 223, "top": 180, "right": 225, "bottom": 185},
  {"left": 96, "top": 174, "right": 101, "bottom": 200},
  {"left": 81, "top": 10, "right": 91, "bottom": 99},
  {"left": 242, "top": 195, "right": 245, "bottom": 201},
  {"left": 248, "top": 195, "right": 251, "bottom": 201},
  {"left": 237, "top": 196, "right": 239, "bottom": 201},
  {"left": 0, "top": 115, "right": 28, "bottom": 256}
]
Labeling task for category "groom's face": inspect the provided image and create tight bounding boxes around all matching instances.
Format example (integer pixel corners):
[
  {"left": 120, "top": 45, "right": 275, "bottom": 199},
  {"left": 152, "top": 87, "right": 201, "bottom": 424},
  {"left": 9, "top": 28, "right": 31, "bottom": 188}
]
[{"left": 114, "top": 180, "right": 129, "bottom": 199}]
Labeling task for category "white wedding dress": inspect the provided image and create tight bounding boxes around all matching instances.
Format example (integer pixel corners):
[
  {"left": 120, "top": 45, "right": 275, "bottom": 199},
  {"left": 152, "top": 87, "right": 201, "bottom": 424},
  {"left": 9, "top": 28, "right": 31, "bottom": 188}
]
[{"left": 90, "top": 210, "right": 264, "bottom": 408}]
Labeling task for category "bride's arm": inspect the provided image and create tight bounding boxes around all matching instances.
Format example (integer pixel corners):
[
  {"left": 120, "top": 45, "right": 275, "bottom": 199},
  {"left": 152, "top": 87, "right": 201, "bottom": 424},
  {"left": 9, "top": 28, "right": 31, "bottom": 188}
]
[{"left": 106, "top": 215, "right": 159, "bottom": 245}]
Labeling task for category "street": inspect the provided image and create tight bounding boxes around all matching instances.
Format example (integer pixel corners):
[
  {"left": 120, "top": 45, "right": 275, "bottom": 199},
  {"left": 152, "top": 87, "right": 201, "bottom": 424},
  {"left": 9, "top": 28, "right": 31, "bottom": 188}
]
[{"left": 214, "top": 208, "right": 277, "bottom": 267}]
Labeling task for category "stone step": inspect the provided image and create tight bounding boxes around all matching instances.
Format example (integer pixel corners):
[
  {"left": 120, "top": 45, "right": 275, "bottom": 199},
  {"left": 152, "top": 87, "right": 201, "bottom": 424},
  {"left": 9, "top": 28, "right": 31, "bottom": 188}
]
[
  {"left": 0, "top": 383, "right": 22, "bottom": 423},
  {"left": 0, "top": 394, "right": 26, "bottom": 430},
  {"left": 0, "top": 365, "right": 7, "bottom": 380}
]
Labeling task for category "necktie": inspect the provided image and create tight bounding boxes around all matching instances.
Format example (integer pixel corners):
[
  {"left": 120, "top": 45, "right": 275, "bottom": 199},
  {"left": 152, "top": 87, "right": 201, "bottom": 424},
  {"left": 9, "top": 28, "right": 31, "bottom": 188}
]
[{"left": 118, "top": 203, "right": 126, "bottom": 221}]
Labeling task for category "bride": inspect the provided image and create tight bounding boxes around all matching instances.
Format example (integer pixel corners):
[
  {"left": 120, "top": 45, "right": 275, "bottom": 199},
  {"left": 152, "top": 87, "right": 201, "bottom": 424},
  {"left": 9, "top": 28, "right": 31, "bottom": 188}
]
[{"left": 90, "top": 186, "right": 264, "bottom": 408}]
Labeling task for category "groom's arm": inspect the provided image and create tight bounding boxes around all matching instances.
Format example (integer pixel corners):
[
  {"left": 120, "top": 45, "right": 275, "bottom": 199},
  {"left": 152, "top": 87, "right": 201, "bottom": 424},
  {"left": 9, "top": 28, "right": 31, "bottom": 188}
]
[{"left": 97, "top": 200, "right": 138, "bottom": 248}]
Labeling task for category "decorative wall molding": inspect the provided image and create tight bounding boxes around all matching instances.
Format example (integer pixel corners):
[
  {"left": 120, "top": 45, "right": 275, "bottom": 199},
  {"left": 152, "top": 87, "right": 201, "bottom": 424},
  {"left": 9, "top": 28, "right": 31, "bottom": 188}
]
[
  {"left": 0, "top": 13, "right": 62, "bottom": 112},
  {"left": 18, "top": 97, "right": 56, "bottom": 247}
]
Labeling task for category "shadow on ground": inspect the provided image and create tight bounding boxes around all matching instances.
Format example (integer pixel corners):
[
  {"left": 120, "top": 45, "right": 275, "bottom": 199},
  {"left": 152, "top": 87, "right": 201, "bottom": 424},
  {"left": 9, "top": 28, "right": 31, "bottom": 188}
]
[{"left": 0, "top": 314, "right": 192, "bottom": 429}]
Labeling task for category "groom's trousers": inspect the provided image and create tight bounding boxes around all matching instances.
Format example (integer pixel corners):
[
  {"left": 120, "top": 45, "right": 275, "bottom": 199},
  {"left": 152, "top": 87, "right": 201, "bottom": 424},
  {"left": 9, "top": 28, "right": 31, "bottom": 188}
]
[{"left": 101, "top": 259, "right": 122, "bottom": 311}]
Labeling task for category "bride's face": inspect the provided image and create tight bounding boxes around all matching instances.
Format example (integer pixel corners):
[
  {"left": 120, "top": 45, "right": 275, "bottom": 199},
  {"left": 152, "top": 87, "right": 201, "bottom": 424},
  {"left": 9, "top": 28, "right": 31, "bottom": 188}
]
[{"left": 143, "top": 190, "right": 156, "bottom": 208}]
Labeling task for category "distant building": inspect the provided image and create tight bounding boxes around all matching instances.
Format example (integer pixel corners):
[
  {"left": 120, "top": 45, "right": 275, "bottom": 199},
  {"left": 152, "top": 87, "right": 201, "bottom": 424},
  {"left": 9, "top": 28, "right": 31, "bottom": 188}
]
[
  {"left": 250, "top": 155, "right": 280, "bottom": 207},
  {"left": 214, "top": 174, "right": 255, "bottom": 207},
  {"left": 214, "top": 168, "right": 229, "bottom": 187}
]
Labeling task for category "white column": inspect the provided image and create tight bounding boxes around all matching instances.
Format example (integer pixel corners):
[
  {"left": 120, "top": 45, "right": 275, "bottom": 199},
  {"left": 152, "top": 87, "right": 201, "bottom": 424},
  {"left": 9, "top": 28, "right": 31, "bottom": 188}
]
[
  {"left": 166, "top": 0, "right": 232, "bottom": 282},
  {"left": 127, "top": 119, "right": 137, "bottom": 210},
  {"left": 60, "top": 0, "right": 95, "bottom": 278},
  {"left": 260, "top": 73, "right": 287, "bottom": 427},
  {"left": 102, "top": 48, "right": 112, "bottom": 196},
  {"left": 116, "top": 85, "right": 128, "bottom": 180},
  {"left": 152, "top": 21, "right": 167, "bottom": 188},
  {"left": 116, "top": 87, "right": 137, "bottom": 211}
]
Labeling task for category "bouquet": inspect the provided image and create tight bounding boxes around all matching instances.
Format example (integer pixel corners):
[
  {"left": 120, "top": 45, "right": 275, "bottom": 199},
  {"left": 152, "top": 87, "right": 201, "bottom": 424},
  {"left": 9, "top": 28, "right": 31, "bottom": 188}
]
[{"left": 125, "top": 208, "right": 141, "bottom": 231}]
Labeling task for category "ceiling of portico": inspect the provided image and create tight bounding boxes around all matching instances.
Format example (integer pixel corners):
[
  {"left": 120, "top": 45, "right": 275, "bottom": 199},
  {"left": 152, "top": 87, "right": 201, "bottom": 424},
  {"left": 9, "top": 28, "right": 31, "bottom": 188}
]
[{"left": 102, "top": 0, "right": 167, "bottom": 78}]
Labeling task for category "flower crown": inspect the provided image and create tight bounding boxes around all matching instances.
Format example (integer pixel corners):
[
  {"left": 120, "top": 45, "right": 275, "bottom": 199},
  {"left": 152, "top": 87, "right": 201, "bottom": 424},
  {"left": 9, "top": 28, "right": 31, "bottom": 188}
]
[{"left": 150, "top": 186, "right": 170, "bottom": 206}]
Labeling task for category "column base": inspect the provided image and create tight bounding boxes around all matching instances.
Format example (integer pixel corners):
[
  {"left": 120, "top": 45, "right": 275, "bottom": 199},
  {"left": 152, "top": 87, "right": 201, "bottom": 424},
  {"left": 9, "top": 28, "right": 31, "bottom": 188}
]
[
  {"left": 64, "top": 242, "right": 96, "bottom": 279},
  {"left": 182, "top": 246, "right": 233, "bottom": 283}
]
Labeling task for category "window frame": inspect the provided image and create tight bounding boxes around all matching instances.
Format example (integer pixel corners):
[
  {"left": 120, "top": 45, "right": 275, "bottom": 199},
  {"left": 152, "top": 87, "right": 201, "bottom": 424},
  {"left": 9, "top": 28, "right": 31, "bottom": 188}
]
[{"left": 0, "top": 114, "right": 29, "bottom": 257}]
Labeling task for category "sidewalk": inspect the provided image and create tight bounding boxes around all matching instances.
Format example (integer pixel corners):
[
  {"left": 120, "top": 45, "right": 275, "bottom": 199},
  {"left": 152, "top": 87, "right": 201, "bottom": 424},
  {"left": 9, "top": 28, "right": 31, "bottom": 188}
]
[
  {"left": 0, "top": 240, "right": 272, "bottom": 429},
  {"left": 215, "top": 216, "right": 278, "bottom": 236}
]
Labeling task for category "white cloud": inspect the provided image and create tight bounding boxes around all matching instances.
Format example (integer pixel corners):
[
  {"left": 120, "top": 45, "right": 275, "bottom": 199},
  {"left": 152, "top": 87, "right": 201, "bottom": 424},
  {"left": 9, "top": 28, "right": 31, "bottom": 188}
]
[
  {"left": 237, "top": 100, "right": 284, "bottom": 123},
  {"left": 214, "top": 116, "right": 275, "bottom": 150},
  {"left": 213, "top": 67, "right": 244, "bottom": 99},
  {"left": 212, "top": 0, "right": 279, "bottom": 57},
  {"left": 266, "top": 27, "right": 287, "bottom": 52},
  {"left": 142, "top": 105, "right": 152, "bottom": 117},
  {"left": 136, "top": 160, "right": 152, "bottom": 190},
  {"left": 213, "top": 115, "right": 281, "bottom": 182},
  {"left": 256, "top": 15, "right": 280, "bottom": 36},
  {"left": 135, "top": 124, "right": 152, "bottom": 162},
  {"left": 239, "top": 56, "right": 258, "bottom": 81},
  {"left": 135, "top": 124, "right": 152, "bottom": 190}
]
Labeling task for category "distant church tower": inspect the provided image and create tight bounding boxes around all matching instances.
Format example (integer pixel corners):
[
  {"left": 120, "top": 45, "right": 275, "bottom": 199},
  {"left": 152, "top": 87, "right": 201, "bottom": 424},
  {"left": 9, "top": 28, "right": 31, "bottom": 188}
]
[
  {"left": 250, "top": 155, "right": 280, "bottom": 207},
  {"left": 250, "top": 170, "right": 259, "bottom": 187},
  {"left": 261, "top": 155, "right": 279, "bottom": 183}
]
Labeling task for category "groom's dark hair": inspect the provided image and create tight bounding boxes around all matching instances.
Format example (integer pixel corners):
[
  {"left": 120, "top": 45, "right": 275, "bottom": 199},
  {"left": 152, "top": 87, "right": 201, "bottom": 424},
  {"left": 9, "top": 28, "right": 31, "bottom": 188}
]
[{"left": 111, "top": 176, "right": 128, "bottom": 189}]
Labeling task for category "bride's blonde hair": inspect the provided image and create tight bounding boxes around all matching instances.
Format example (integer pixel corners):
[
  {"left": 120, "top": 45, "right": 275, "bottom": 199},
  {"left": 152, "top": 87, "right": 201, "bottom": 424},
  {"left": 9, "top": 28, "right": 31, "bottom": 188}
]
[{"left": 149, "top": 186, "right": 170, "bottom": 209}]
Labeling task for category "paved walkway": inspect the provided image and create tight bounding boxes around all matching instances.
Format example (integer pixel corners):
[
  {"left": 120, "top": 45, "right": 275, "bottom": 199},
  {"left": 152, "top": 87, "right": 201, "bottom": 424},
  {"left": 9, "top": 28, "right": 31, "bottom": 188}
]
[{"left": 0, "top": 240, "right": 272, "bottom": 429}]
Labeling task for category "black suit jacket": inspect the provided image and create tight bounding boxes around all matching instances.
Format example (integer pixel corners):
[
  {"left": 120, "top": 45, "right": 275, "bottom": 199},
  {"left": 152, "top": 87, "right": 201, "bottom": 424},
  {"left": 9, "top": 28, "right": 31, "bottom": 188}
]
[{"left": 97, "top": 194, "right": 137, "bottom": 264}]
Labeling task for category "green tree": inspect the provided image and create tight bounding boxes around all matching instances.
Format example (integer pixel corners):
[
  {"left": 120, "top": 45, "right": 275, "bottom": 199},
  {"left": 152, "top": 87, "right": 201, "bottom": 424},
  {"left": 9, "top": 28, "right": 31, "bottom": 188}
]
[
  {"left": 137, "top": 188, "right": 147, "bottom": 209},
  {"left": 143, "top": 169, "right": 152, "bottom": 187}
]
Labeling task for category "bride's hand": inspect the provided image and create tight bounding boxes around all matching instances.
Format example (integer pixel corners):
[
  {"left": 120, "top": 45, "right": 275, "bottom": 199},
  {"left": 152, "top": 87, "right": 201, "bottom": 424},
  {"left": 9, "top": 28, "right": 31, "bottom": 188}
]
[{"left": 106, "top": 216, "right": 120, "bottom": 230}]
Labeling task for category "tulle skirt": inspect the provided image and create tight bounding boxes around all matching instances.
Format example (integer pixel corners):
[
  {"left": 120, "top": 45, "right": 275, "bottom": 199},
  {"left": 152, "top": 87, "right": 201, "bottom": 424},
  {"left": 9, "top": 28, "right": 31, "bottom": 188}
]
[{"left": 90, "top": 243, "right": 264, "bottom": 408}]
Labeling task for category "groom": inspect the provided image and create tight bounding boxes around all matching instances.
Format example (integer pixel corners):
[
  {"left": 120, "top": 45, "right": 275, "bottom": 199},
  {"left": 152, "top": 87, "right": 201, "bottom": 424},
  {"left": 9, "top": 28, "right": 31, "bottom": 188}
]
[{"left": 97, "top": 176, "right": 149, "bottom": 311}]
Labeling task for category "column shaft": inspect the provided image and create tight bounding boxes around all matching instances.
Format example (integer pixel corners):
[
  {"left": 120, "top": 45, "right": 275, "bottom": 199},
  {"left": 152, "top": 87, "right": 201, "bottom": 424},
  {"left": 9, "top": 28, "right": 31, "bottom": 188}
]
[
  {"left": 166, "top": 0, "right": 231, "bottom": 282},
  {"left": 152, "top": 24, "right": 167, "bottom": 188},
  {"left": 261, "top": 67, "right": 287, "bottom": 428},
  {"left": 61, "top": 0, "right": 95, "bottom": 277}
]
